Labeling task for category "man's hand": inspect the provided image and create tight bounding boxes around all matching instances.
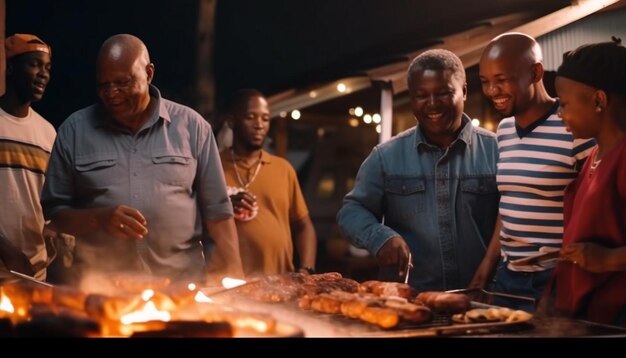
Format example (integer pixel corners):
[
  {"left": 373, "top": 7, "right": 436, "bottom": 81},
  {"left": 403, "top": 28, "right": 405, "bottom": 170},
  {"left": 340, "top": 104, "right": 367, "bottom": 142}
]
[
  {"left": 100, "top": 205, "right": 149, "bottom": 240},
  {"left": 0, "top": 235, "right": 35, "bottom": 276},
  {"left": 376, "top": 236, "right": 412, "bottom": 278},
  {"left": 229, "top": 191, "right": 258, "bottom": 221},
  {"left": 468, "top": 259, "right": 498, "bottom": 289}
]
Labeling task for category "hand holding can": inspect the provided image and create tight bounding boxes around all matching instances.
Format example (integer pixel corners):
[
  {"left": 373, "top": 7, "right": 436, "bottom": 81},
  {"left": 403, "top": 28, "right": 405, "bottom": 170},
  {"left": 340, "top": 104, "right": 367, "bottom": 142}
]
[{"left": 228, "top": 186, "right": 258, "bottom": 221}]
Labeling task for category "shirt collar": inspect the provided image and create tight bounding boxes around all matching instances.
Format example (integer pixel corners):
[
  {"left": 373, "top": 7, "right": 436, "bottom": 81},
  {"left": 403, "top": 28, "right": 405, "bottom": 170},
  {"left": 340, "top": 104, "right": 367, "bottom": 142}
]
[
  {"left": 94, "top": 84, "right": 170, "bottom": 128},
  {"left": 259, "top": 149, "right": 271, "bottom": 164},
  {"left": 414, "top": 113, "right": 473, "bottom": 149},
  {"left": 514, "top": 99, "right": 559, "bottom": 138},
  {"left": 226, "top": 148, "right": 272, "bottom": 165}
]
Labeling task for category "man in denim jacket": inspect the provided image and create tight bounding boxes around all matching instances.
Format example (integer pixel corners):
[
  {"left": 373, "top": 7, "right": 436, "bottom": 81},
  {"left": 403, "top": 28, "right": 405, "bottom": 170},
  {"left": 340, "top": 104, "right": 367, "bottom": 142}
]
[{"left": 337, "top": 49, "right": 499, "bottom": 291}]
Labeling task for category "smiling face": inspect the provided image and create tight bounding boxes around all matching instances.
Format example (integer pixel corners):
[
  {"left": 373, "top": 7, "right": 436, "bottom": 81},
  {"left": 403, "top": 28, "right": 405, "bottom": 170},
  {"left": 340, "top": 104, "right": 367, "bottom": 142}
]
[
  {"left": 554, "top": 76, "right": 600, "bottom": 139},
  {"left": 408, "top": 68, "right": 466, "bottom": 146},
  {"left": 96, "top": 37, "right": 154, "bottom": 128},
  {"left": 8, "top": 51, "right": 51, "bottom": 103},
  {"left": 479, "top": 51, "right": 535, "bottom": 118},
  {"left": 230, "top": 95, "right": 271, "bottom": 151}
]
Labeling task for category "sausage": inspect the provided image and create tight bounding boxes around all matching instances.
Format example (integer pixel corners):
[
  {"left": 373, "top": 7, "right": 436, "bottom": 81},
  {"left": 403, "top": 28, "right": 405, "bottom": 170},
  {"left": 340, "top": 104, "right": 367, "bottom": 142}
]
[{"left": 415, "top": 291, "right": 471, "bottom": 313}]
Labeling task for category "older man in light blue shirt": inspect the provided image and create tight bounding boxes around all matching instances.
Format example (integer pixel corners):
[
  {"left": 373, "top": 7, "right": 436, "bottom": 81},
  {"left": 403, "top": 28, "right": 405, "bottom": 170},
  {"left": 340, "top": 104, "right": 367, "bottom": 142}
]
[
  {"left": 41, "top": 34, "right": 243, "bottom": 284},
  {"left": 337, "top": 49, "right": 499, "bottom": 291}
]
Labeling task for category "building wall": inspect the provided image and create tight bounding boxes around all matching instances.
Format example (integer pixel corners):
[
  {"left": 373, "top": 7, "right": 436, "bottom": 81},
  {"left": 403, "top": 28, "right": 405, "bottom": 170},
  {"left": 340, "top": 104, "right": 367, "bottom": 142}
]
[{"left": 539, "top": 7, "right": 626, "bottom": 71}]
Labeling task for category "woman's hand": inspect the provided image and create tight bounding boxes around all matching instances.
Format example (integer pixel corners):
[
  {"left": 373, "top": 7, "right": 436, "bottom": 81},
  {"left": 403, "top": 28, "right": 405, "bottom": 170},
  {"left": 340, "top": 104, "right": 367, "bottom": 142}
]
[{"left": 560, "top": 242, "right": 613, "bottom": 273}]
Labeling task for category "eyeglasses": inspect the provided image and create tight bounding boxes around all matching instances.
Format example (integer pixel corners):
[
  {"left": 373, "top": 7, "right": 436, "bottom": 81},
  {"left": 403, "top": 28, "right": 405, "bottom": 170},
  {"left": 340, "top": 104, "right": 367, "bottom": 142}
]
[{"left": 97, "top": 79, "right": 134, "bottom": 93}]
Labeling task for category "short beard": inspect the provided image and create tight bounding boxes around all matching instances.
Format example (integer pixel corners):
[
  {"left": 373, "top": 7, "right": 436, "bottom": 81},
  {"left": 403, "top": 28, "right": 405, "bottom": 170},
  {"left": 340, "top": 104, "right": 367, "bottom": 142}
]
[
  {"left": 243, "top": 141, "right": 263, "bottom": 152},
  {"left": 498, "top": 106, "right": 515, "bottom": 118}
]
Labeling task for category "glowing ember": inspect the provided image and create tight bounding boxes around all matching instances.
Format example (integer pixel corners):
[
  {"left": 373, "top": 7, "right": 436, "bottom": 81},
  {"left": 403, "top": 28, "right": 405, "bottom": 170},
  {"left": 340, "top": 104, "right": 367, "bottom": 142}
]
[
  {"left": 0, "top": 291, "right": 14, "bottom": 314},
  {"left": 141, "top": 289, "right": 154, "bottom": 301},
  {"left": 194, "top": 291, "right": 214, "bottom": 303},
  {"left": 120, "top": 301, "right": 171, "bottom": 324},
  {"left": 233, "top": 317, "right": 269, "bottom": 332},
  {"left": 222, "top": 277, "right": 246, "bottom": 289}
]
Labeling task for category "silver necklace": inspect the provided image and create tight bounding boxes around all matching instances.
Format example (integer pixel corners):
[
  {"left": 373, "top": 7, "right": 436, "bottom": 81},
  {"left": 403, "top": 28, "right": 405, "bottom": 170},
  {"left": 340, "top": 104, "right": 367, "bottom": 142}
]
[{"left": 230, "top": 148, "right": 263, "bottom": 189}]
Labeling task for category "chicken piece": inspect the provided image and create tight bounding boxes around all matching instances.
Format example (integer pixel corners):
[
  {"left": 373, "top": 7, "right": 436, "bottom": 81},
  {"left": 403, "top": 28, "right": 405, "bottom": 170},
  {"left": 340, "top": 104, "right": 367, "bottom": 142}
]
[
  {"left": 340, "top": 293, "right": 380, "bottom": 318},
  {"left": 383, "top": 298, "right": 432, "bottom": 324},
  {"left": 298, "top": 294, "right": 313, "bottom": 310},
  {"left": 310, "top": 293, "right": 343, "bottom": 314},
  {"left": 301, "top": 278, "right": 360, "bottom": 296},
  {"left": 505, "top": 310, "right": 533, "bottom": 323},
  {"left": 359, "top": 307, "right": 400, "bottom": 329},
  {"left": 359, "top": 281, "right": 414, "bottom": 299}
]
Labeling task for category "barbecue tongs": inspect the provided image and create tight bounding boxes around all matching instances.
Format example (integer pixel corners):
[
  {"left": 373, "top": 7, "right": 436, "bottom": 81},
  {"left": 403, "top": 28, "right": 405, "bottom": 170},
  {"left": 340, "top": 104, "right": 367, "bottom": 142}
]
[{"left": 445, "top": 287, "right": 536, "bottom": 304}]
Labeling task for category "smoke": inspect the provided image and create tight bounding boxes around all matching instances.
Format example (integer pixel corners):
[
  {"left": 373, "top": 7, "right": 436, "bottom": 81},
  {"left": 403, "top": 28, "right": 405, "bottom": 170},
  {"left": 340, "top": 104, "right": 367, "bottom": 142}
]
[{"left": 206, "top": 291, "right": 373, "bottom": 337}]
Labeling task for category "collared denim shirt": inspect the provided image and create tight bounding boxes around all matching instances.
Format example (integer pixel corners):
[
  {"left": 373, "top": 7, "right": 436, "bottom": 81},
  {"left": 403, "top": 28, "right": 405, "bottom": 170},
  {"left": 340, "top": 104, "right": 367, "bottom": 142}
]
[{"left": 337, "top": 115, "right": 499, "bottom": 291}]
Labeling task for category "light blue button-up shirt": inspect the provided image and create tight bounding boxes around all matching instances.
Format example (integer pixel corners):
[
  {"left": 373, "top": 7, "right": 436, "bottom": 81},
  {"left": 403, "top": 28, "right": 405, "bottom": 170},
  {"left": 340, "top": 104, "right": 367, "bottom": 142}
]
[
  {"left": 337, "top": 115, "right": 499, "bottom": 291},
  {"left": 41, "top": 85, "right": 233, "bottom": 282}
]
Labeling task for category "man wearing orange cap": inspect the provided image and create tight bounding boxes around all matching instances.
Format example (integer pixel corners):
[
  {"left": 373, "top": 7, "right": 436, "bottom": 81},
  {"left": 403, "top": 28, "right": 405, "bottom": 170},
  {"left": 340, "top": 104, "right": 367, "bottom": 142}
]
[{"left": 0, "top": 34, "right": 56, "bottom": 281}]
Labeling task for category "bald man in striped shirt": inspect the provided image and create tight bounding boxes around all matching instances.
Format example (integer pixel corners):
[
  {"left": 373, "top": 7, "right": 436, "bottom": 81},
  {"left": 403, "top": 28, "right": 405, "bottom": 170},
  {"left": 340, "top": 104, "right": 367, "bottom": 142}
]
[{"left": 471, "top": 32, "right": 595, "bottom": 311}]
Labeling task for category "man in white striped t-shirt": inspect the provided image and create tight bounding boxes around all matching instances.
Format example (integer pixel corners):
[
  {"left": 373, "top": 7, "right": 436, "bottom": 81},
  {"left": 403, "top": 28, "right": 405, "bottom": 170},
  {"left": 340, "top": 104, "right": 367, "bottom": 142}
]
[{"left": 471, "top": 33, "right": 595, "bottom": 311}]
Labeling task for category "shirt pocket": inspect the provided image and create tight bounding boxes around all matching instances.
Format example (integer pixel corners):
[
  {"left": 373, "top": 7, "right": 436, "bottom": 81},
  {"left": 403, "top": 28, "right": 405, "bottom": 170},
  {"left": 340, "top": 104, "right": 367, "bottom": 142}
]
[
  {"left": 75, "top": 153, "right": 119, "bottom": 189},
  {"left": 385, "top": 177, "right": 426, "bottom": 219},
  {"left": 151, "top": 148, "right": 195, "bottom": 187},
  {"left": 460, "top": 176, "right": 498, "bottom": 209}
]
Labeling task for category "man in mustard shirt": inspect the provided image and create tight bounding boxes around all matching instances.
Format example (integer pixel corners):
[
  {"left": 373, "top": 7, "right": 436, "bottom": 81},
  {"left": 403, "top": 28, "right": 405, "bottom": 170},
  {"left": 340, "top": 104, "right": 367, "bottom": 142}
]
[{"left": 218, "top": 89, "right": 317, "bottom": 276}]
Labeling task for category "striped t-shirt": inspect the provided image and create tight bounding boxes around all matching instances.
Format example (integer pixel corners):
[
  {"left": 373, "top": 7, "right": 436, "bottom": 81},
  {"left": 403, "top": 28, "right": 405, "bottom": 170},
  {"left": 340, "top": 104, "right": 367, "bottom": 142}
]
[
  {"left": 496, "top": 102, "right": 595, "bottom": 272},
  {"left": 0, "top": 106, "right": 56, "bottom": 280}
]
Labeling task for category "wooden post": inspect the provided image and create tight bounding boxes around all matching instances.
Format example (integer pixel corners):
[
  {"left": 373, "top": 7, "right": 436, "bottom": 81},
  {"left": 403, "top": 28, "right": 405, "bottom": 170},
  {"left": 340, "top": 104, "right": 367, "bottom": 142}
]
[
  {"left": 195, "top": 0, "right": 217, "bottom": 124},
  {"left": 0, "top": 0, "right": 6, "bottom": 96},
  {"left": 274, "top": 116, "right": 288, "bottom": 158},
  {"left": 379, "top": 82, "right": 393, "bottom": 144}
]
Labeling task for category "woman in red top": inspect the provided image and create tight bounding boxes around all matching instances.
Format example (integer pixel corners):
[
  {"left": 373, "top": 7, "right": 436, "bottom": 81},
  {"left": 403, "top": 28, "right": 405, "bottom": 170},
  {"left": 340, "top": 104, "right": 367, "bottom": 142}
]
[{"left": 550, "top": 37, "right": 626, "bottom": 327}]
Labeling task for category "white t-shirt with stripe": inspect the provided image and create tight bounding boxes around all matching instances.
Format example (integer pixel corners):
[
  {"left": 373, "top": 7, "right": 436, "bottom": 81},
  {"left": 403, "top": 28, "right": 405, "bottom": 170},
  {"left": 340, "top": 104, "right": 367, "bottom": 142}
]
[
  {"left": 0, "top": 106, "right": 56, "bottom": 280},
  {"left": 496, "top": 104, "right": 594, "bottom": 272}
]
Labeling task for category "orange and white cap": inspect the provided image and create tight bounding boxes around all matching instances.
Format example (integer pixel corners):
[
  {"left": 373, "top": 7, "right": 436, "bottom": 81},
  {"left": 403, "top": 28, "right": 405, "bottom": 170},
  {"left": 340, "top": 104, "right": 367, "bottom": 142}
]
[{"left": 5, "top": 33, "right": 51, "bottom": 59}]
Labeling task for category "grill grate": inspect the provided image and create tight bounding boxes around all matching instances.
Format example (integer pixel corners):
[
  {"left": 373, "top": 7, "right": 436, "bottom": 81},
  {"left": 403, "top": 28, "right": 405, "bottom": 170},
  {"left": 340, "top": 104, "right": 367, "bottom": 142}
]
[{"left": 394, "top": 312, "right": 451, "bottom": 330}]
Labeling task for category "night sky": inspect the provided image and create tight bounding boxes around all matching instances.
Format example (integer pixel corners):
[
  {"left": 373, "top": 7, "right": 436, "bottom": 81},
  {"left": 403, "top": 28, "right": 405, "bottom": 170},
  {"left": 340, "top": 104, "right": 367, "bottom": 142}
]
[
  {"left": 6, "top": 0, "right": 198, "bottom": 127},
  {"left": 6, "top": 0, "right": 570, "bottom": 127}
]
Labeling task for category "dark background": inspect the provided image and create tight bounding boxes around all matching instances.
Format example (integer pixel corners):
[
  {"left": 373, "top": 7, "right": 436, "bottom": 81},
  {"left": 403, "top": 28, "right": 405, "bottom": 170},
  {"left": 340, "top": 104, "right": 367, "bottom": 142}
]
[
  {"left": 6, "top": 0, "right": 570, "bottom": 127},
  {"left": 6, "top": 0, "right": 199, "bottom": 127}
]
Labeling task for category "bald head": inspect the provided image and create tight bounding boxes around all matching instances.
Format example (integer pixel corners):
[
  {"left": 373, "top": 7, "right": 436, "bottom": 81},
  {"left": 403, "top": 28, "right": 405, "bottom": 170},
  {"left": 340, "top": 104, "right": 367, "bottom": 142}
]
[
  {"left": 482, "top": 32, "right": 543, "bottom": 67},
  {"left": 479, "top": 32, "right": 553, "bottom": 121},
  {"left": 95, "top": 34, "right": 155, "bottom": 131},
  {"left": 97, "top": 34, "right": 151, "bottom": 68}
]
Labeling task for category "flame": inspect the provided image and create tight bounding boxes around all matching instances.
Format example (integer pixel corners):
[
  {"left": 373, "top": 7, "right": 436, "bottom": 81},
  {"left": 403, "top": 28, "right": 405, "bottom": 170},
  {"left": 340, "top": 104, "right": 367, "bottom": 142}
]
[
  {"left": 120, "top": 301, "right": 171, "bottom": 324},
  {"left": 232, "top": 317, "right": 269, "bottom": 332},
  {"left": 222, "top": 277, "right": 246, "bottom": 289},
  {"left": 194, "top": 291, "right": 214, "bottom": 303},
  {"left": 141, "top": 289, "right": 154, "bottom": 301},
  {"left": 120, "top": 289, "right": 171, "bottom": 325},
  {"left": 0, "top": 291, "right": 15, "bottom": 314}
]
